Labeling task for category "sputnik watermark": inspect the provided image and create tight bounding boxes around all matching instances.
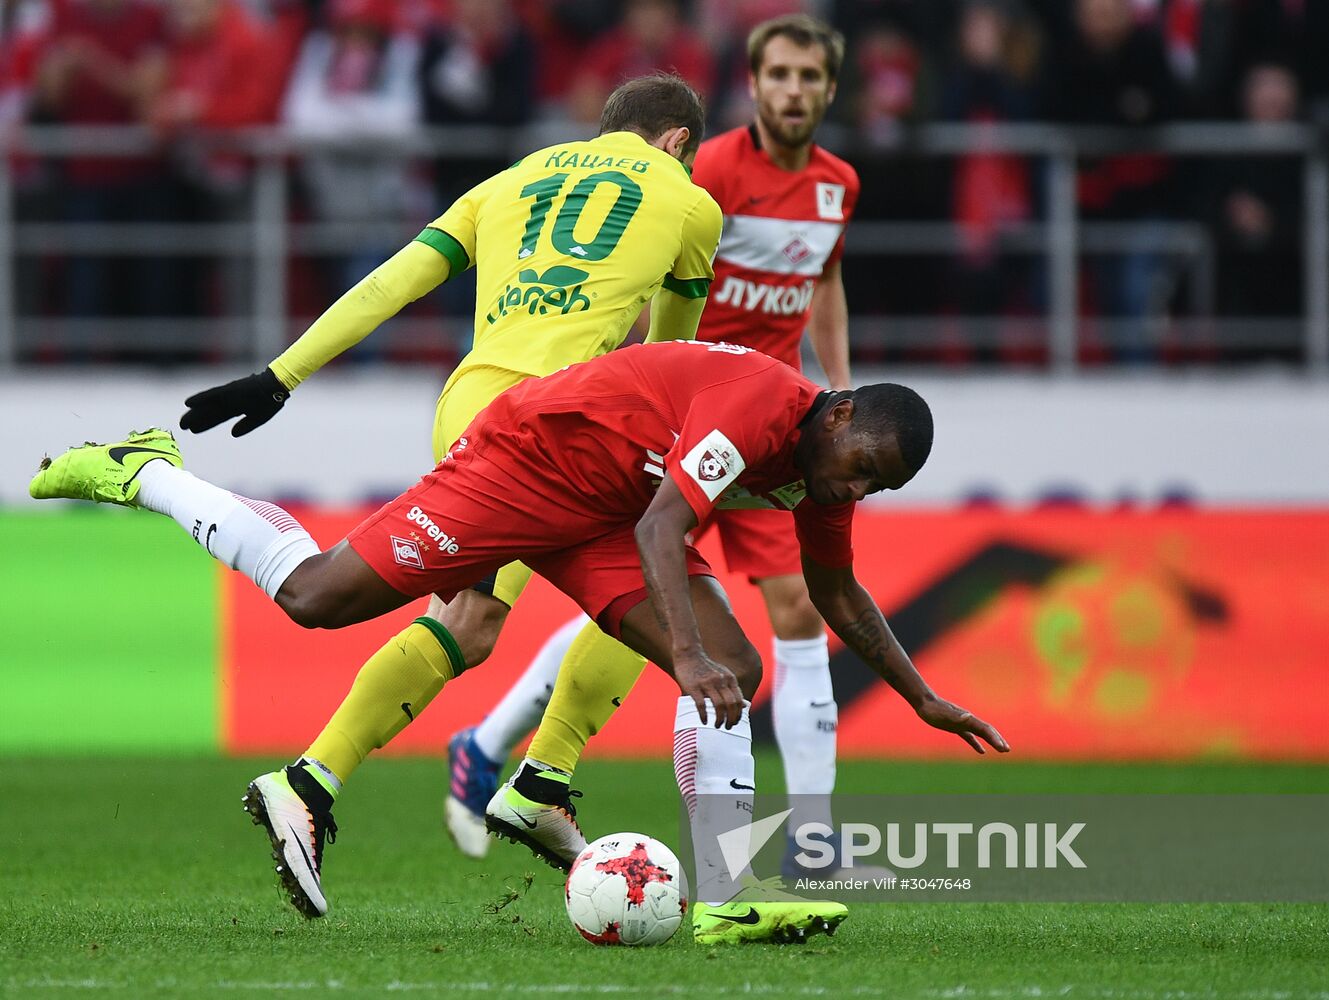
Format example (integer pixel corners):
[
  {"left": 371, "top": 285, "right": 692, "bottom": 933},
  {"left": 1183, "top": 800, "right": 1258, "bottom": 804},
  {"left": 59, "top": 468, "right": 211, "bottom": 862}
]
[
  {"left": 790, "top": 821, "right": 1086, "bottom": 872},
  {"left": 680, "top": 794, "right": 1329, "bottom": 902},
  {"left": 717, "top": 811, "right": 1085, "bottom": 881}
]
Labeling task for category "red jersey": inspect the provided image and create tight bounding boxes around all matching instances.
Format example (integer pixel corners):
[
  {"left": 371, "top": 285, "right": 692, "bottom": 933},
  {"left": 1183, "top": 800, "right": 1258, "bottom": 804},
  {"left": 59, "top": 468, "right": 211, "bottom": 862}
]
[
  {"left": 456, "top": 341, "right": 854, "bottom": 567},
  {"left": 691, "top": 126, "right": 860, "bottom": 369}
]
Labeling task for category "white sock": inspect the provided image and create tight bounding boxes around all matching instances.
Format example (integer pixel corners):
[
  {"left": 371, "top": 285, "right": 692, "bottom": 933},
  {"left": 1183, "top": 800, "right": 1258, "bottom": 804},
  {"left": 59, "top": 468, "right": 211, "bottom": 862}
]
[
  {"left": 772, "top": 634, "right": 835, "bottom": 835},
  {"left": 135, "top": 461, "right": 319, "bottom": 599},
  {"left": 472, "top": 613, "right": 589, "bottom": 762},
  {"left": 674, "top": 696, "right": 754, "bottom": 905}
]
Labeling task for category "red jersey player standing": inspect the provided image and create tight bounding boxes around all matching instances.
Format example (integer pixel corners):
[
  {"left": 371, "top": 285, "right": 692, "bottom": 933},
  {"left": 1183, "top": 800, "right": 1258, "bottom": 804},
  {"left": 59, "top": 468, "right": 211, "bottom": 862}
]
[{"left": 447, "top": 16, "right": 876, "bottom": 881}]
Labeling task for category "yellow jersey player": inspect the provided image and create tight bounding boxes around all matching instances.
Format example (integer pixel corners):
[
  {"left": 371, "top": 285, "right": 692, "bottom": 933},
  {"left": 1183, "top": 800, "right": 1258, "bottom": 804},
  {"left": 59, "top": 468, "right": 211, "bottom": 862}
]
[{"left": 177, "top": 74, "right": 722, "bottom": 920}]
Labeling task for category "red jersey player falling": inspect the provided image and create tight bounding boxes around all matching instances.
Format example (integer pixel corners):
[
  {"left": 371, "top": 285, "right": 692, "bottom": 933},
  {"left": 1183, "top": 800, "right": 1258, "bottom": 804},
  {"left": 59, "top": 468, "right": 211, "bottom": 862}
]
[
  {"left": 32, "top": 341, "right": 1007, "bottom": 942},
  {"left": 447, "top": 15, "right": 875, "bottom": 880}
]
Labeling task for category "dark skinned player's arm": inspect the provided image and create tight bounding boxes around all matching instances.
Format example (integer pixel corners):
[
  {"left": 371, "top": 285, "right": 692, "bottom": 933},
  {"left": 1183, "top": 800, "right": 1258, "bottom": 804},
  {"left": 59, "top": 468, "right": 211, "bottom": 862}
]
[
  {"left": 802, "top": 556, "right": 1010, "bottom": 755},
  {"left": 633, "top": 474, "right": 747, "bottom": 729}
]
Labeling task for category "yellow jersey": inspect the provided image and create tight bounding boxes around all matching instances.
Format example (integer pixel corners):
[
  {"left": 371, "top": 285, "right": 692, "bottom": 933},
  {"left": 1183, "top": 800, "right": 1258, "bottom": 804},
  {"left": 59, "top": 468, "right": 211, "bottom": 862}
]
[{"left": 414, "top": 130, "right": 722, "bottom": 381}]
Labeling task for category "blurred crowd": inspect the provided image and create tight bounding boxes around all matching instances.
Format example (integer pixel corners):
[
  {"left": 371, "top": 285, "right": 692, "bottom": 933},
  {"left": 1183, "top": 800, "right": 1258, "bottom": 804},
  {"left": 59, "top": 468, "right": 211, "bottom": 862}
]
[{"left": 1, "top": 0, "right": 1324, "bottom": 364}]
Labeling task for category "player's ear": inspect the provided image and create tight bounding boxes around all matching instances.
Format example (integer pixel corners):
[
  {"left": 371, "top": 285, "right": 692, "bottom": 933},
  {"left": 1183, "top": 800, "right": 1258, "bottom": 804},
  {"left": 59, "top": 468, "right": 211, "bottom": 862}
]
[
  {"left": 826, "top": 77, "right": 838, "bottom": 106},
  {"left": 826, "top": 397, "right": 855, "bottom": 430},
  {"left": 663, "top": 125, "right": 691, "bottom": 161}
]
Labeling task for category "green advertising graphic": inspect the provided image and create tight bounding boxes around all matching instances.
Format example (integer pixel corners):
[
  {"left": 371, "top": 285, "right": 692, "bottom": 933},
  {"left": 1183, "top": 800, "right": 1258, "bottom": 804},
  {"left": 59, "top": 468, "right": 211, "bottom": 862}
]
[{"left": 0, "top": 509, "right": 219, "bottom": 752}]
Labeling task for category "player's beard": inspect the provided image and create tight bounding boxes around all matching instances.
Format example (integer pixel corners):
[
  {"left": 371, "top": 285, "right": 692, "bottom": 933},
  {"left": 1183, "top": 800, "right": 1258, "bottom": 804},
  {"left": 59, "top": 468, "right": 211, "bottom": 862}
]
[{"left": 756, "top": 100, "right": 824, "bottom": 151}]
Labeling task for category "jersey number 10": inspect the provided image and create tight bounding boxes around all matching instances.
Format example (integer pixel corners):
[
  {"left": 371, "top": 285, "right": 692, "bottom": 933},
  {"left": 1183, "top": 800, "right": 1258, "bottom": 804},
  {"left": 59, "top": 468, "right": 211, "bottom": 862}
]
[{"left": 517, "top": 170, "right": 643, "bottom": 263}]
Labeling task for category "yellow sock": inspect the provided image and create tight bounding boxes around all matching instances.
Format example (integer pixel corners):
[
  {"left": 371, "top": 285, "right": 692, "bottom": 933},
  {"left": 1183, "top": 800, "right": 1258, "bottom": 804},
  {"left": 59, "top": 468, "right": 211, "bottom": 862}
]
[
  {"left": 526, "top": 619, "right": 646, "bottom": 774},
  {"left": 305, "top": 617, "right": 462, "bottom": 783}
]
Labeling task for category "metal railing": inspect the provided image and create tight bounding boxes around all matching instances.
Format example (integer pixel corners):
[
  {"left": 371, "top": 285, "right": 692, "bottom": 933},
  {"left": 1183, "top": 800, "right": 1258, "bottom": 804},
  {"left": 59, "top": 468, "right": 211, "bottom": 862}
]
[{"left": 0, "top": 121, "right": 1325, "bottom": 374}]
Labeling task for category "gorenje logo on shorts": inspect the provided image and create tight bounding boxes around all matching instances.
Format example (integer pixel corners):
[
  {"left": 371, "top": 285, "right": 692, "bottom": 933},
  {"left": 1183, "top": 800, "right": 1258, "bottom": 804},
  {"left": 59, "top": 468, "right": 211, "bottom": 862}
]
[
  {"left": 406, "top": 505, "right": 461, "bottom": 555},
  {"left": 486, "top": 265, "right": 592, "bottom": 324}
]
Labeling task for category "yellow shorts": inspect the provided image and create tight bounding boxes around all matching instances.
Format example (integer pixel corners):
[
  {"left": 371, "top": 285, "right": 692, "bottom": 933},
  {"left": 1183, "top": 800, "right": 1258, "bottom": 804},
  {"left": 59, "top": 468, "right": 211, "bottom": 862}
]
[{"left": 430, "top": 364, "right": 535, "bottom": 608}]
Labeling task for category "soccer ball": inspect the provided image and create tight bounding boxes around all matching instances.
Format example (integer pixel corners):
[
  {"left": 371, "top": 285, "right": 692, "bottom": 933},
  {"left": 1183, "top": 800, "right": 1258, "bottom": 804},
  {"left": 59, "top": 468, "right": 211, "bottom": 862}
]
[{"left": 564, "top": 832, "right": 688, "bottom": 946}]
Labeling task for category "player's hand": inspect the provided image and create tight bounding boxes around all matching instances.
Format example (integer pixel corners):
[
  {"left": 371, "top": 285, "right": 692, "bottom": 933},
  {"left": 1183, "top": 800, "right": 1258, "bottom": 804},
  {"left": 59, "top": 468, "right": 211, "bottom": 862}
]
[
  {"left": 674, "top": 652, "right": 746, "bottom": 729},
  {"left": 916, "top": 697, "right": 1009, "bottom": 755},
  {"left": 180, "top": 368, "right": 290, "bottom": 437}
]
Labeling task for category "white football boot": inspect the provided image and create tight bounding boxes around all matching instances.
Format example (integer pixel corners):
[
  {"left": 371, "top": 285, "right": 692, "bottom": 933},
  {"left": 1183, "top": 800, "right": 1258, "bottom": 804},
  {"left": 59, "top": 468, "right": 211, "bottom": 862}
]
[
  {"left": 242, "top": 769, "right": 336, "bottom": 918},
  {"left": 484, "top": 772, "right": 587, "bottom": 871}
]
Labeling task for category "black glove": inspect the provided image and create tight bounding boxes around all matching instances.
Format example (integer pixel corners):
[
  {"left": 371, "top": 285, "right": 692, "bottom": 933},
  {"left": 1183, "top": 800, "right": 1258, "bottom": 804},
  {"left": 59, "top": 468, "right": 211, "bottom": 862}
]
[{"left": 180, "top": 368, "right": 291, "bottom": 437}]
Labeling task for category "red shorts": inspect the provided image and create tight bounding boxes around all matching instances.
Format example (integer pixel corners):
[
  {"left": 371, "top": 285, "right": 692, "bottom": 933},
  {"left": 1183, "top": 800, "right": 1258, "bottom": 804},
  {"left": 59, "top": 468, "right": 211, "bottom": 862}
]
[
  {"left": 346, "top": 447, "right": 713, "bottom": 638},
  {"left": 533, "top": 527, "right": 714, "bottom": 638},
  {"left": 690, "top": 507, "right": 802, "bottom": 582}
]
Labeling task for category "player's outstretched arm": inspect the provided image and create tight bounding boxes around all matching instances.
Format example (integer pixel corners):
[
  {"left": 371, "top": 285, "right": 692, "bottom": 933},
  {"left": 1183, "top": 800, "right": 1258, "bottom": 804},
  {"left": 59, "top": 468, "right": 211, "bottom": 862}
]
[
  {"left": 634, "top": 475, "right": 746, "bottom": 729},
  {"left": 180, "top": 241, "right": 450, "bottom": 436},
  {"left": 803, "top": 557, "right": 1010, "bottom": 755}
]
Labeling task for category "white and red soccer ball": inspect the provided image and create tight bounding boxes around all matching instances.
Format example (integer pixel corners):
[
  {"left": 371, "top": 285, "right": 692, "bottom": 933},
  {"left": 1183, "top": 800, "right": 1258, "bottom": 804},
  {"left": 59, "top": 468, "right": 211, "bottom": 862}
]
[{"left": 564, "top": 833, "right": 688, "bottom": 946}]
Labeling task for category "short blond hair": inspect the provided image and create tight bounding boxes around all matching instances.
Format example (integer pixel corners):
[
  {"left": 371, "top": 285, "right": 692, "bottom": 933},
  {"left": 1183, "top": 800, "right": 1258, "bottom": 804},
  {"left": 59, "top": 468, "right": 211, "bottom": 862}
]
[{"left": 747, "top": 13, "right": 845, "bottom": 82}]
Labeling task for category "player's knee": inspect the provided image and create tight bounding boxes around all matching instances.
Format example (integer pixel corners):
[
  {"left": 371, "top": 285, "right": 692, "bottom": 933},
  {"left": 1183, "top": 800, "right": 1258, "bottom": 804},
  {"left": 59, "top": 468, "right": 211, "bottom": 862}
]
[
  {"left": 767, "top": 589, "right": 822, "bottom": 639},
  {"left": 277, "top": 593, "right": 325, "bottom": 629},
  {"left": 277, "top": 593, "right": 332, "bottom": 629},
  {"left": 724, "top": 639, "right": 763, "bottom": 700},
  {"left": 276, "top": 581, "right": 351, "bottom": 630}
]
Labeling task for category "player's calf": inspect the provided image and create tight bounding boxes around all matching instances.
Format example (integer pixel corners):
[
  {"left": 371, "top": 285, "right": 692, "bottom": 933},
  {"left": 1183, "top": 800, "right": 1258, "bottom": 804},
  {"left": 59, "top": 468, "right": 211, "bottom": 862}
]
[
  {"left": 426, "top": 589, "right": 510, "bottom": 668},
  {"left": 30, "top": 428, "right": 415, "bottom": 631},
  {"left": 272, "top": 545, "right": 408, "bottom": 630},
  {"left": 30, "top": 428, "right": 321, "bottom": 603}
]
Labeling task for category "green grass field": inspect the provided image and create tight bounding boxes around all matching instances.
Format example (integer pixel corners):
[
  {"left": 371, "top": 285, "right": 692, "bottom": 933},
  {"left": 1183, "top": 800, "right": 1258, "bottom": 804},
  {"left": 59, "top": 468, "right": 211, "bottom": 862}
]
[{"left": 3, "top": 755, "right": 1327, "bottom": 999}]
